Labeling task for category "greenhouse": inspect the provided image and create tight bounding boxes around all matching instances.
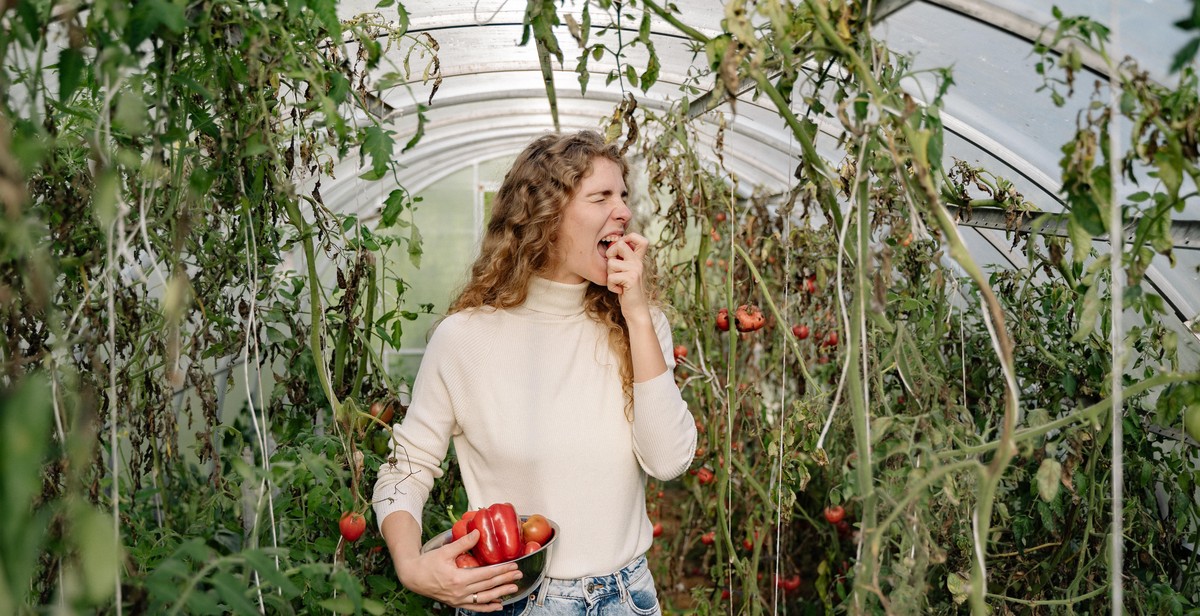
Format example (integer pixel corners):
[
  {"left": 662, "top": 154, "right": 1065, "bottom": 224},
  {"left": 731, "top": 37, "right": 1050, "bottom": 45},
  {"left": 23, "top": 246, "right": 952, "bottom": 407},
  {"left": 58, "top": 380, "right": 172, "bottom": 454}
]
[{"left": 2, "top": 0, "right": 1199, "bottom": 613}]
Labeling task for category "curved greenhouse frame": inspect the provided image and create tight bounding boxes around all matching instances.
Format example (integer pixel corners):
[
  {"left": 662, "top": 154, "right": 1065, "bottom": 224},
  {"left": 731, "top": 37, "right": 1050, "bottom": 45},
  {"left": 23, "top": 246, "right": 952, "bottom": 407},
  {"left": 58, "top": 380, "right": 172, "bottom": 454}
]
[{"left": 1, "top": 0, "right": 1198, "bottom": 614}]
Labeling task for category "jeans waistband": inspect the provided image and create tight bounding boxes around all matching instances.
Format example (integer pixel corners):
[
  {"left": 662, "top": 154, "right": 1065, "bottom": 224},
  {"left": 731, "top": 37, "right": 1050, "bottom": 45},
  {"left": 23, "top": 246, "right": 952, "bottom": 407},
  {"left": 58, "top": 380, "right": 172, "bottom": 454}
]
[{"left": 535, "top": 554, "right": 648, "bottom": 602}]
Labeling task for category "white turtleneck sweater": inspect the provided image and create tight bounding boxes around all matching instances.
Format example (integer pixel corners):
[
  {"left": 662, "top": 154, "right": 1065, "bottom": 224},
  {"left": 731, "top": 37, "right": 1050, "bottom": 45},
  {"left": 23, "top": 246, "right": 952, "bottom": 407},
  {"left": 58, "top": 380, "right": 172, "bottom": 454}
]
[{"left": 372, "top": 277, "right": 697, "bottom": 579}]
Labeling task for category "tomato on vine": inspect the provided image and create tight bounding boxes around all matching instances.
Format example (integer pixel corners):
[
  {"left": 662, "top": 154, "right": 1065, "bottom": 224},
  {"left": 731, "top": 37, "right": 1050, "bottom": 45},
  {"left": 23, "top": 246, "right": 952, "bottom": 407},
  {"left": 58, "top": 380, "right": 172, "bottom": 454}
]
[
  {"left": 339, "top": 511, "right": 366, "bottom": 542},
  {"left": 715, "top": 308, "right": 730, "bottom": 332},
  {"left": 824, "top": 505, "right": 846, "bottom": 524}
]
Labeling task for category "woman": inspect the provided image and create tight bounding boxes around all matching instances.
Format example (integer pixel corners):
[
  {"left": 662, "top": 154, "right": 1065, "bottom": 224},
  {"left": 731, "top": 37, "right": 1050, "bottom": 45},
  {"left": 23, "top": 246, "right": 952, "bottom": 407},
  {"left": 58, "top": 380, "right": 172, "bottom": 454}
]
[{"left": 372, "top": 130, "right": 697, "bottom": 615}]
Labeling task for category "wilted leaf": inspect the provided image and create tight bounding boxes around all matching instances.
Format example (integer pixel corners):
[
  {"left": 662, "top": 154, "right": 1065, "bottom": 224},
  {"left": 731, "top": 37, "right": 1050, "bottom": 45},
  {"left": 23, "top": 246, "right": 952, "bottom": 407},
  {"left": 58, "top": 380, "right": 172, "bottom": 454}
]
[{"left": 1036, "top": 458, "right": 1063, "bottom": 502}]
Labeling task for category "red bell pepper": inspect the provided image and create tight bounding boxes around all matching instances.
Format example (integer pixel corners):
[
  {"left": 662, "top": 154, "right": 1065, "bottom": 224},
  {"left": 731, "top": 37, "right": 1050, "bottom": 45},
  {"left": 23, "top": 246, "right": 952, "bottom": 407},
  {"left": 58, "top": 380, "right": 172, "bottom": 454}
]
[{"left": 470, "top": 503, "right": 522, "bottom": 565}]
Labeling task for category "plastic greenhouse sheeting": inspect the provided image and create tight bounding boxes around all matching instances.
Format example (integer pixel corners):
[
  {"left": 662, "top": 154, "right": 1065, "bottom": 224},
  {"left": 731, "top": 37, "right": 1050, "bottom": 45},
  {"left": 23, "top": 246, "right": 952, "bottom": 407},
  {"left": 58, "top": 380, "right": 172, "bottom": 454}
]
[{"left": 327, "top": 0, "right": 1199, "bottom": 352}]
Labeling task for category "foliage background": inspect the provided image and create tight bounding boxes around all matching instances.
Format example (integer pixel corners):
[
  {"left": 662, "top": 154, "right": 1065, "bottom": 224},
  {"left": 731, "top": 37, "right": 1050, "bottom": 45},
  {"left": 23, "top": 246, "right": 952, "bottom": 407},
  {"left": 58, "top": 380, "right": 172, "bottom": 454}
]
[{"left": 1, "top": 0, "right": 1198, "bottom": 614}]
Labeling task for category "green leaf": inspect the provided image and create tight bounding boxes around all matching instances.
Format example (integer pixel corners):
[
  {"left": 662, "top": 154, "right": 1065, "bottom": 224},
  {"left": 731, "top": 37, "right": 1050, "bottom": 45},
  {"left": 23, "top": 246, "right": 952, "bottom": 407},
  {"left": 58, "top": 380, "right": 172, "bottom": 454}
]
[
  {"left": 380, "top": 189, "right": 408, "bottom": 227},
  {"left": 360, "top": 126, "right": 394, "bottom": 180},
  {"left": 403, "top": 104, "right": 428, "bottom": 152},
  {"left": 638, "top": 12, "right": 651, "bottom": 44},
  {"left": 1169, "top": 36, "right": 1200, "bottom": 73},
  {"left": 265, "top": 326, "right": 289, "bottom": 343},
  {"left": 1155, "top": 149, "right": 1183, "bottom": 198},
  {"left": 625, "top": 64, "right": 638, "bottom": 89},
  {"left": 1072, "top": 280, "right": 1100, "bottom": 342},
  {"left": 211, "top": 570, "right": 259, "bottom": 615},
  {"left": 74, "top": 507, "right": 120, "bottom": 603},
  {"left": 396, "top": 2, "right": 410, "bottom": 35},
  {"left": 408, "top": 223, "right": 423, "bottom": 268},
  {"left": 58, "top": 48, "right": 86, "bottom": 102},
  {"left": 1069, "top": 191, "right": 1106, "bottom": 237},
  {"left": 1036, "top": 458, "right": 1062, "bottom": 502},
  {"left": 1067, "top": 216, "right": 1092, "bottom": 264},
  {"left": 319, "top": 596, "right": 358, "bottom": 615},
  {"left": 310, "top": 0, "right": 343, "bottom": 40},
  {"left": 242, "top": 551, "right": 301, "bottom": 597},
  {"left": 641, "top": 42, "right": 660, "bottom": 92}
]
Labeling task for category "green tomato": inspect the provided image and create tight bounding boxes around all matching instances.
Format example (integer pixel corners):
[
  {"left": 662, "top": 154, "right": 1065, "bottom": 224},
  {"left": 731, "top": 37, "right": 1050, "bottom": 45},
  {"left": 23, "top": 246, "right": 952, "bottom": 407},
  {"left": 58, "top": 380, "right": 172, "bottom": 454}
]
[{"left": 1185, "top": 403, "right": 1200, "bottom": 444}]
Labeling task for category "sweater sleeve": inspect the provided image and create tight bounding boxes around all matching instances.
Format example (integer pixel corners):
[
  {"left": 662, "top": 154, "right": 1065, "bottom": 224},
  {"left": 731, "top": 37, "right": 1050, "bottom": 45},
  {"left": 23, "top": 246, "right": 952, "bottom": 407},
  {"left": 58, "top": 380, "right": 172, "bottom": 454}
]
[
  {"left": 630, "top": 309, "right": 697, "bottom": 480},
  {"left": 371, "top": 320, "right": 459, "bottom": 533}
]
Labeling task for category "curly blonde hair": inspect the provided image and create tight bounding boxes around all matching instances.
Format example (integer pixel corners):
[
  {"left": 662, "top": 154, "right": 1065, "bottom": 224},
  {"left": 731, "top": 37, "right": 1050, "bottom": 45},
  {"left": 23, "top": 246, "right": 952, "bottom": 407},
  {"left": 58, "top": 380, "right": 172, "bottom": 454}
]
[{"left": 448, "top": 130, "right": 650, "bottom": 418}]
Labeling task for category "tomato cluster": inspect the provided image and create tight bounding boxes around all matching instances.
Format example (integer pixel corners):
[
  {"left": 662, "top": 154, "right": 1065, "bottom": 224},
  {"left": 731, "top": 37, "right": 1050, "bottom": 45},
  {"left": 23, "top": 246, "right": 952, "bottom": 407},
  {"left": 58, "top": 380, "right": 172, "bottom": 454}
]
[{"left": 450, "top": 504, "right": 553, "bottom": 568}]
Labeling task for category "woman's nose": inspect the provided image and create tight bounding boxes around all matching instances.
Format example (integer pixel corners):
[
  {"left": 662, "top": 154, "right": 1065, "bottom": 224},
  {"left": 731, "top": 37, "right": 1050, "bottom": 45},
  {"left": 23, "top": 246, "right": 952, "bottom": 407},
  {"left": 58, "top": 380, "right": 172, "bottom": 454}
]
[{"left": 613, "top": 201, "right": 631, "bottom": 222}]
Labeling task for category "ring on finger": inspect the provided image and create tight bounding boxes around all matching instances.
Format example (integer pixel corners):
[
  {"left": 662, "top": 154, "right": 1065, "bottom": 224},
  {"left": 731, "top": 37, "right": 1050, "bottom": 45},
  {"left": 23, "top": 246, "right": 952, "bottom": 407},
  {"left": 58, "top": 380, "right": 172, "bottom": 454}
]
[{"left": 471, "top": 593, "right": 478, "bottom": 604}]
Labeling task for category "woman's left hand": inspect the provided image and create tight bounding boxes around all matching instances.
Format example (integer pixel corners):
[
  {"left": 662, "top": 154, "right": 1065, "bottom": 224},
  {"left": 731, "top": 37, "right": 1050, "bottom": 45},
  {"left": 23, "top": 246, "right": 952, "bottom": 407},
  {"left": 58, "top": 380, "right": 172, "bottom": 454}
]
[{"left": 605, "top": 232, "right": 650, "bottom": 317}]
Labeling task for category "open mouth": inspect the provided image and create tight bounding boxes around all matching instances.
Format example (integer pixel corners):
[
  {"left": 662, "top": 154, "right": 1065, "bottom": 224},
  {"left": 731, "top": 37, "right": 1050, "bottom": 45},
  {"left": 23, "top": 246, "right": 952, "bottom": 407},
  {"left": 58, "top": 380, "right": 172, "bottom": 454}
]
[{"left": 598, "top": 233, "right": 623, "bottom": 258}]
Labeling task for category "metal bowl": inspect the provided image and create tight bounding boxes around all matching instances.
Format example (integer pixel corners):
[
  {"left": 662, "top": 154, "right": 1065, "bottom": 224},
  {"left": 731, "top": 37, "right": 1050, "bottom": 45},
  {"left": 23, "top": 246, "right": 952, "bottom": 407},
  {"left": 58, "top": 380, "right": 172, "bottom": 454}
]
[{"left": 420, "top": 515, "right": 560, "bottom": 606}]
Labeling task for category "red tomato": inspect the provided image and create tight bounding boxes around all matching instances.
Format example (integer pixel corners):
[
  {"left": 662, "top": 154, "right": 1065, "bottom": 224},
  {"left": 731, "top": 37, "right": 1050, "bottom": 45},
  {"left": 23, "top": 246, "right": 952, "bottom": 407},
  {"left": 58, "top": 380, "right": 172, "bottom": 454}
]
[
  {"left": 696, "top": 467, "right": 715, "bottom": 485},
  {"left": 455, "top": 552, "right": 481, "bottom": 568},
  {"left": 339, "top": 511, "right": 366, "bottom": 542},
  {"left": 369, "top": 399, "right": 396, "bottom": 425},
  {"left": 742, "top": 538, "right": 753, "bottom": 551},
  {"left": 521, "top": 514, "right": 553, "bottom": 545},
  {"left": 652, "top": 522, "right": 664, "bottom": 538},
  {"left": 792, "top": 324, "right": 809, "bottom": 340},
  {"left": 824, "top": 505, "right": 846, "bottom": 524},
  {"left": 734, "top": 304, "right": 765, "bottom": 333},
  {"left": 824, "top": 331, "right": 839, "bottom": 347},
  {"left": 673, "top": 345, "right": 688, "bottom": 361},
  {"left": 523, "top": 541, "right": 542, "bottom": 556},
  {"left": 777, "top": 574, "right": 801, "bottom": 592},
  {"left": 804, "top": 277, "right": 817, "bottom": 294},
  {"left": 715, "top": 212, "right": 727, "bottom": 223},
  {"left": 715, "top": 308, "right": 730, "bottom": 332},
  {"left": 701, "top": 531, "right": 716, "bottom": 545},
  {"left": 452, "top": 509, "right": 478, "bottom": 541}
]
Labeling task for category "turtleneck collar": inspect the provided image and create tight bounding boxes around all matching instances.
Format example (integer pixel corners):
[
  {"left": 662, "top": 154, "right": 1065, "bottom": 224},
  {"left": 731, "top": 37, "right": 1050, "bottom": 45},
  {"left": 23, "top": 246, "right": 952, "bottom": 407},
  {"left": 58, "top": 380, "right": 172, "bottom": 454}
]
[{"left": 521, "top": 276, "right": 589, "bottom": 316}]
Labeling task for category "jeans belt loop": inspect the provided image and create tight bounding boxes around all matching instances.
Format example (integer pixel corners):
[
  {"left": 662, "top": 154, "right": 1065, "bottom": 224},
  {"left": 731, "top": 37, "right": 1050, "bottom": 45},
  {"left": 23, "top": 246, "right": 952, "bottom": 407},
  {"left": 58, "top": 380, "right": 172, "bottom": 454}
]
[{"left": 534, "top": 577, "right": 548, "bottom": 607}]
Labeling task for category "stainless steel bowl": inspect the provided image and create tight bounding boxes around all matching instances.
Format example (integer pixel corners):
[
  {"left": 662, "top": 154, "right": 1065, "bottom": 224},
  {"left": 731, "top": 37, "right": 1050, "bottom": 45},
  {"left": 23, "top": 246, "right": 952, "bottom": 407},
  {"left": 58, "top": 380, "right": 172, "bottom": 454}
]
[{"left": 420, "top": 515, "right": 560, "bottom": 606}]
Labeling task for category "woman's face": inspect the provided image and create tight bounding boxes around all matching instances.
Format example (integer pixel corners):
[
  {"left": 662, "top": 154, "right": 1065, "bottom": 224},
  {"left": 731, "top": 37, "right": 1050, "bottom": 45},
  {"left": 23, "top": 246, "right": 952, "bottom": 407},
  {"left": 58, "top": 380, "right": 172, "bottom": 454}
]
[{"left": 546, "top": 157, "right": 631, "bottom": 286}]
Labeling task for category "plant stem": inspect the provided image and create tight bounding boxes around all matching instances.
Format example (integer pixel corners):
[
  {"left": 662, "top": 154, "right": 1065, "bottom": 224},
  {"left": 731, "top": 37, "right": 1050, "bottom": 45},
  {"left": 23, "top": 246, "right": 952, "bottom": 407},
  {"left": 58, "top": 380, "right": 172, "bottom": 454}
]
[
  {"left": 937, "top": 373, "right": 1198, "bottom": 459},
  {"left": 283, "top": 199, "right": 340, "bottom": 416},
  {"left": 640, "top": 0, "right": 710, "bottom": 42},
  {"left": 986, "top": 584, "right": 1108, "bottom": 606}
]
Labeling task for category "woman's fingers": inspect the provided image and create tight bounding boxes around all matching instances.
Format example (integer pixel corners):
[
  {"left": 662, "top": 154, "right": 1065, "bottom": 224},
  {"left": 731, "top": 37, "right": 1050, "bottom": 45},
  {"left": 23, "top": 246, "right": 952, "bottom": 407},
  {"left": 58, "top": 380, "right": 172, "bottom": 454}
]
[
  {"left": 458, "top": 570, "right": 523, "bottom": 611},
  {"left": 605, "top": 233, "right": 647, "bottom": 261}
]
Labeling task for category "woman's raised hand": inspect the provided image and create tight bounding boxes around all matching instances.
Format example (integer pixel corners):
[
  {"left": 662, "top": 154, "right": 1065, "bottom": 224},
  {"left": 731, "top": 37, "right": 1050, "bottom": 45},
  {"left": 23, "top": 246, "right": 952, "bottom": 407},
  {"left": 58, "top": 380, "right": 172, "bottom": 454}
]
[{"left": 605, "top": 232, "right": 650, "bottom": 318}]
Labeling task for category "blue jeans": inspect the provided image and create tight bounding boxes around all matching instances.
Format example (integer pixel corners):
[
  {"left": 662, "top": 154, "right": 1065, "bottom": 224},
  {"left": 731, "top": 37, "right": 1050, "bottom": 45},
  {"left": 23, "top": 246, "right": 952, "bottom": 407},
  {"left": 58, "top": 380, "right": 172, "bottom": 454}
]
[{"left": 458, "top": 555, "right": 661, "bottom": 616}]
